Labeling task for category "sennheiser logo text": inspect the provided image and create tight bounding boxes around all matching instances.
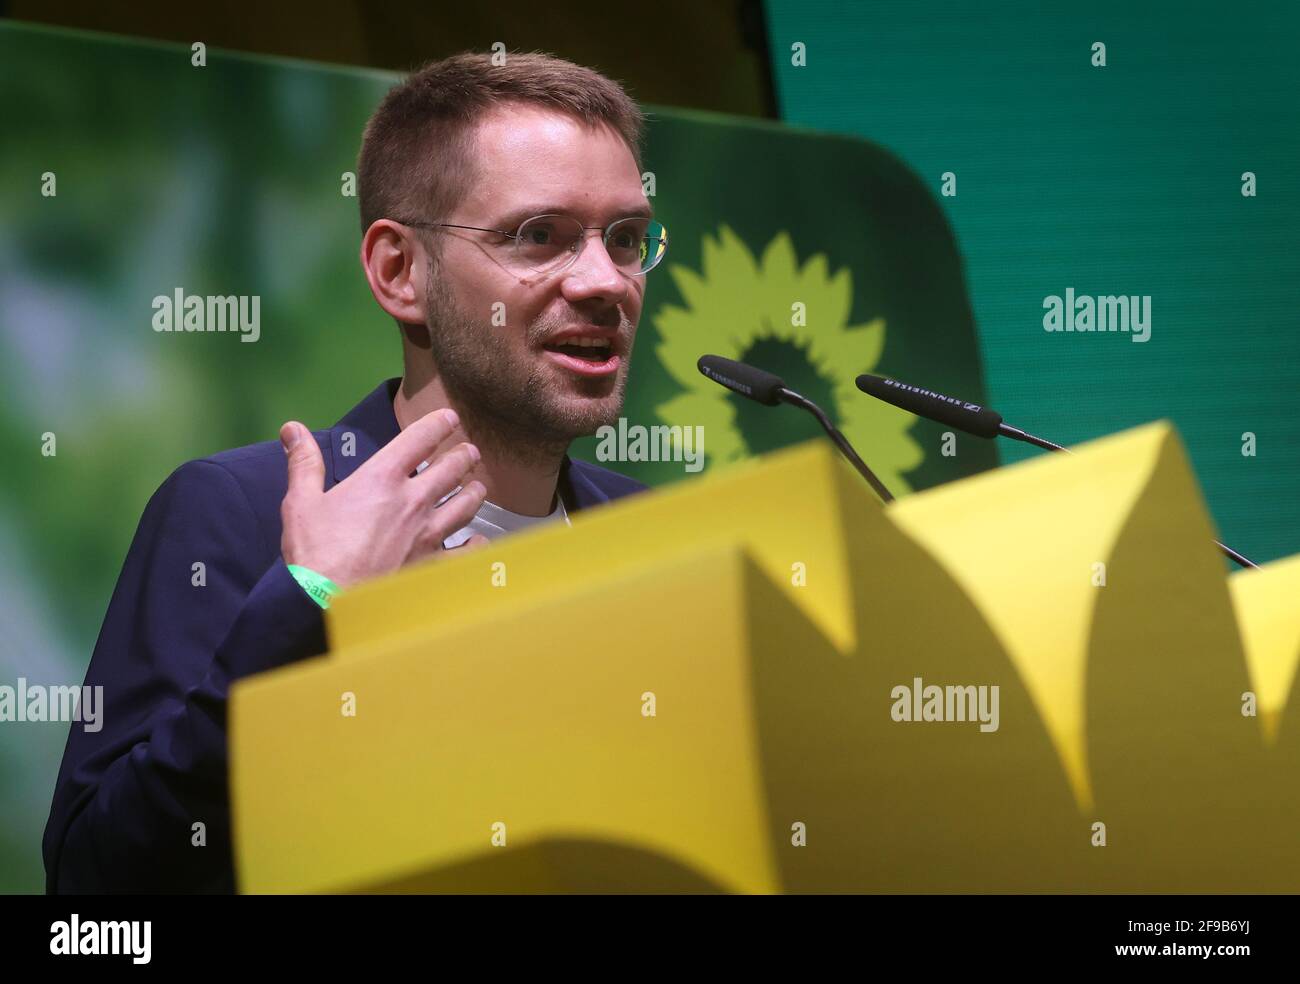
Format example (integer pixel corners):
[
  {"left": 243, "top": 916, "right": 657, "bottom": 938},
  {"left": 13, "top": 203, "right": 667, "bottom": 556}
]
[{"left": 880, "top": 378, "right": 983, "bottom": 413}]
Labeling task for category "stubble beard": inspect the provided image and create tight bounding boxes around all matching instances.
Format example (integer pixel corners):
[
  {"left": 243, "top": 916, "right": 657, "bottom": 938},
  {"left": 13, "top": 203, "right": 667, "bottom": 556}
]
[{"left": 423, "top": 262, "right": 633, "bottom": 467}]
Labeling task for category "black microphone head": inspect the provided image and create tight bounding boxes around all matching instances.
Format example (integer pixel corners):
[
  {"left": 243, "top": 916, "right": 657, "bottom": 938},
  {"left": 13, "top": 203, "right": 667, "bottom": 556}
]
[
  {"left": 698, "top": 355, "right": 785, "bottom": 406},
  {"left": 856, "top": 373, "right": 1003, "bottom": 439}
]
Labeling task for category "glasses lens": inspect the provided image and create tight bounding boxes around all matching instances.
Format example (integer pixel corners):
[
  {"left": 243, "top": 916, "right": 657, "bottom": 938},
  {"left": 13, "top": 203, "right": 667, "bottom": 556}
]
[
  {"left": 606, "top": 218, "right": 668, "bottom": 275},
  {"left": 514, "top": 215, "right": 583, "bottom": 273}
]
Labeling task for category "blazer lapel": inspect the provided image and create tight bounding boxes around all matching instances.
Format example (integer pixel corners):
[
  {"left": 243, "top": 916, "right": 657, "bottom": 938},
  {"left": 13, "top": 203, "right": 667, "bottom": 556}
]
[
  {"left": 327, "top": 377, "right": 402, "bottom": 489},
  {"left": 558, "top": 456, "right": 611, "bottom": 510}
]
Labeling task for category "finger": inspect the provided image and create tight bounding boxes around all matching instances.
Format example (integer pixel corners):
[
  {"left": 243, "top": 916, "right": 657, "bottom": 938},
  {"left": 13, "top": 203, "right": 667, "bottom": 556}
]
[
  {"left": 412, "top": 442, "right": 481, "bottom": 503},
  {"left": 280, "top": 422, "right": 325, "bottom": 497},
  {"left": 377, "top": 407, "right": 462, "bottom": 479},
  {"left": 426, "top": 480, "right": 487, "bottom": 544},
  {"left": 446, "top": 533, "right": 491, "bottom": 553},
  {"left": 413, "top": 427, "right": 461, "bottom": 475},
  {"left": 419, "top": 426, "right": 465, "bottom": 468}
]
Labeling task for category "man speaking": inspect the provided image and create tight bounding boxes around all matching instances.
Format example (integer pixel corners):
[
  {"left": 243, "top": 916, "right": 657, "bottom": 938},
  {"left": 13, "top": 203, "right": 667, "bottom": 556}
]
[{"left": 43, "top": 51, "right": 664, "bottom": 893}]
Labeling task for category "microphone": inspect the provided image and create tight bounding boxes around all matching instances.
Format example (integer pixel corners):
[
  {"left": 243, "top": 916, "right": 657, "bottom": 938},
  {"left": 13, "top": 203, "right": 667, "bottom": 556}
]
[
  {"left": 855, "top": 373, "right": 1258, "bottom": 569},
  {"left": 697, "top": 354, "right": 785, "bottom": 406},
  {"left": 698, "top": 355, "right": 895, "bottom": 503},
  {"left": 855, "top": 373, "right": 1004, "bottom": 440},
  {"left": 855, "top": 374, "right": 1069, "bottom": 452}
]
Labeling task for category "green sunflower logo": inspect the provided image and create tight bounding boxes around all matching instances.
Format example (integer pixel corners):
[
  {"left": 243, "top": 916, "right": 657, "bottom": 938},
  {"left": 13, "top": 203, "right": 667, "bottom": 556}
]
[{"left": 653, "top": 226, "right": 923, "bottom": 493}]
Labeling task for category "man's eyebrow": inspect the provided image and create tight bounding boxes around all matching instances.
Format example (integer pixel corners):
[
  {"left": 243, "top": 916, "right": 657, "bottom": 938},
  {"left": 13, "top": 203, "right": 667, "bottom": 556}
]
[{"left": 495, "top": 203, "right": 655, "bottom": 227}]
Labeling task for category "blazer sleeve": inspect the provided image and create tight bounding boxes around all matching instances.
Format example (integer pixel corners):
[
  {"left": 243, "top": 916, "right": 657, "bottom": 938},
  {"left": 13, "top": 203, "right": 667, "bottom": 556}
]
[{"left": 43, "top": 458, "right": 327, "bottom": 893}]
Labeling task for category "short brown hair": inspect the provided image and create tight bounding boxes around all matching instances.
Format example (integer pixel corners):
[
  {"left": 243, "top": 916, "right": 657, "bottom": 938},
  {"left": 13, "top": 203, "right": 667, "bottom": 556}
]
[{"left": 357, "top": 51, "right": 646, "bottom": 237}]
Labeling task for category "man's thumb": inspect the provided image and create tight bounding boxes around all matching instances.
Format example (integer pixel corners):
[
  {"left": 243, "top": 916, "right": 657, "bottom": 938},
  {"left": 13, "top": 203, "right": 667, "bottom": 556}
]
[{"left": 280, "top": 421, "right": 324, "bottom": 494}]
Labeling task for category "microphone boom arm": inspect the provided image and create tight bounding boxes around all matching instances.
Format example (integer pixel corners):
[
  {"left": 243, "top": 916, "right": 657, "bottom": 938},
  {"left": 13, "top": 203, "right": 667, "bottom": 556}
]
[
  {"left": 998, "top": 422, "right": 1257, "bottom": 569},
  {"left": 778, "top": 387, "right": 895, "bottom": 503}
]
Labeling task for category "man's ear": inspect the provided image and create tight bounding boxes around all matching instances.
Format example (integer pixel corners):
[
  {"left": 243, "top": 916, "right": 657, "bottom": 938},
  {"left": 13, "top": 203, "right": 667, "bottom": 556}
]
[{"left": 360, "top": 219, "right": 428, "bottom": 326}]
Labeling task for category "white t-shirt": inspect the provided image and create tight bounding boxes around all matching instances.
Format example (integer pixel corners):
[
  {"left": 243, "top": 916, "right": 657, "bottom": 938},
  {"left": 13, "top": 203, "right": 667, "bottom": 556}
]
[{"left": 438, "top": 487, "right": 571, "bottom": 549}]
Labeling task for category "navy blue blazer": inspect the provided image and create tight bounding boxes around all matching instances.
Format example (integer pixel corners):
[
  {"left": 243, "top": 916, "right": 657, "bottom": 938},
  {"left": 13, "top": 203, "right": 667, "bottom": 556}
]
[{"left": 43, "top": 377, "right": 646, "bottom": 894}]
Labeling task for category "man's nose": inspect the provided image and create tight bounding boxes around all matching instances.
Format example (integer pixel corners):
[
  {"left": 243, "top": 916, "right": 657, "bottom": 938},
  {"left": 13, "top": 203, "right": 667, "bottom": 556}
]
[{"left": 560, "top": 230, "right": 630, "bottom": 304}]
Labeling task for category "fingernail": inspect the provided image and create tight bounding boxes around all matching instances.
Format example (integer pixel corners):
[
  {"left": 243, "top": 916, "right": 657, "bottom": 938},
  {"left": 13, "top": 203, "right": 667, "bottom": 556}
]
[
  {"left": 280, "top": 424, "right": 297, "bottom": 452},
  {"left": 444, "top": 409, "right": 460, "bottom": 429},
  {"left": 467, "top": 443, "right": 480, "bottom": 464}
]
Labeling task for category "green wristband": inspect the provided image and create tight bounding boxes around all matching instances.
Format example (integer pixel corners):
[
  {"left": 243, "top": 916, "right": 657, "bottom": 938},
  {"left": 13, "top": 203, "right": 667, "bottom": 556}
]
[{"left": 286, "top": 564, "right": 342, "bottom": 610}]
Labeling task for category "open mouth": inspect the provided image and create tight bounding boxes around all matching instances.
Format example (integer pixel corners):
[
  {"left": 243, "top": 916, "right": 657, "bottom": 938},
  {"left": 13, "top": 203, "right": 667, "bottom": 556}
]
[
  {"left": 546, "top": 336, "right": 613, "bottom": 360},
  {"left": 542, "top": 334, "right": 620, "bottom": 376}
]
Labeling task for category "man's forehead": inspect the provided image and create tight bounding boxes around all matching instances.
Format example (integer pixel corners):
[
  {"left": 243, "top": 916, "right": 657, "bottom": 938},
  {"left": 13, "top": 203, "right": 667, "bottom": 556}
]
[
  {"left": 458, "top": 103, "right": 647, "bottom": 220},
  {"left": 472, "top": 102, "right": 595, "bottom": 152}
]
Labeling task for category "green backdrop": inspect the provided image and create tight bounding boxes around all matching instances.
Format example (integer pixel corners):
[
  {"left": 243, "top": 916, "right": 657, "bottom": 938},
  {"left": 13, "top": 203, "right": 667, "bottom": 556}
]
[{"left": 767, "top": 0, "right": 1300, "bottom": 566}]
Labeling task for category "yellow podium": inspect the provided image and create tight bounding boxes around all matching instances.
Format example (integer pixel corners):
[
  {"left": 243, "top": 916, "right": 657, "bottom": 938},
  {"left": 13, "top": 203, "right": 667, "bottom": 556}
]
[{"left": 229, "top": 423, "right": 1300, "bottom": 893}]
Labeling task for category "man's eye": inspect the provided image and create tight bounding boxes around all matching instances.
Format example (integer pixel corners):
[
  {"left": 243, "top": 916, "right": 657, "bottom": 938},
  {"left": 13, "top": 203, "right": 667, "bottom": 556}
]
[{"left": 527, "top": 229, "right": 552, "bottom": 245}]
